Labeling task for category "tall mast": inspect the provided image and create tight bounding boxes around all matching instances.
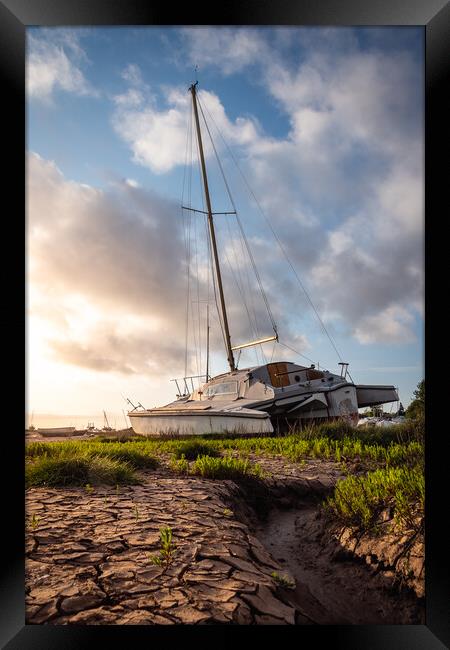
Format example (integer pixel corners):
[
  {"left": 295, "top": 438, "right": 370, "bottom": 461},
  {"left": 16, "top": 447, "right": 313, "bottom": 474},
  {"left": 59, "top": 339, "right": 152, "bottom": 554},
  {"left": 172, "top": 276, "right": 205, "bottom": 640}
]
[
  {"left": 189, "top": 82, "right": 236, "bottom": 372},
  {"left": 206, "top": 303, "right": 210, "bottom": 381}
]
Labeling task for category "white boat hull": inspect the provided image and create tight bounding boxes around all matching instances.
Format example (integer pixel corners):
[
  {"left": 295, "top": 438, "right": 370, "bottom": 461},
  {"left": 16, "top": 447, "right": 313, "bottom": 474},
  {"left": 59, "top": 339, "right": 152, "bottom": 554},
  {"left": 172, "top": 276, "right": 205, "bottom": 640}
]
[
  {"left": 129, "top": 408, "right": 273, "bottom": 436},
  {"left": 36, "top": 427, "right": 76, "bottom": 437}
]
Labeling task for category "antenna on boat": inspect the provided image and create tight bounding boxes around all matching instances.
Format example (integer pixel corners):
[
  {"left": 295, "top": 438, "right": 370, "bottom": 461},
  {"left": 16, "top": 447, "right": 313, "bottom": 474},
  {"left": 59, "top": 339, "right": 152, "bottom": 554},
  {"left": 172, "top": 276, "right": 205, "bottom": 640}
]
[
  {"left": 189, "top": 81, "right": 236, "bottom": 373},
  {"left": 338, "top": 362, "right": 349, "bottom": 379}
]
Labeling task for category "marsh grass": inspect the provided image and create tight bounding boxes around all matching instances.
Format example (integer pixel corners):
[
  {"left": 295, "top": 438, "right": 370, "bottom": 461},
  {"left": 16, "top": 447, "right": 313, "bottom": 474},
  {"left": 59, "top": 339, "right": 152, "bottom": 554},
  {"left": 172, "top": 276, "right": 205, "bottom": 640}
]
[
  {"left": 26, "top": 421, "right": 423, "bottom": 487},
  {"left": 26, "top": 441, "right": 159, "bottom": 469},
  {"left": 169, "top": 454, "right": 190, "bottom": 474},
  {"left": 325, "top": 465, "right": 424, "bottom": 531},
  {"left": 192, "top": 455, "right": 263, "bottom": 481},
  {"left": 172, "top": 440, "right": 221, "bottom": 460},
  {"left": 26, "top": 433, "right": 423, "bottom": 472},
  {"left": 25, "top": 455, "right": 140, "bottom": 487}
]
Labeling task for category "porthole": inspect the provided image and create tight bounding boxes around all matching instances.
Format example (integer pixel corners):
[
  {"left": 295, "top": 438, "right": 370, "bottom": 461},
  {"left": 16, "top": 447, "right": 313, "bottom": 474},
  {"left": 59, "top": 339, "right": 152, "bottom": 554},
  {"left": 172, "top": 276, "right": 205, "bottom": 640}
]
[{"left": 294, "top": 375, "right": 300, "bottom": 382}]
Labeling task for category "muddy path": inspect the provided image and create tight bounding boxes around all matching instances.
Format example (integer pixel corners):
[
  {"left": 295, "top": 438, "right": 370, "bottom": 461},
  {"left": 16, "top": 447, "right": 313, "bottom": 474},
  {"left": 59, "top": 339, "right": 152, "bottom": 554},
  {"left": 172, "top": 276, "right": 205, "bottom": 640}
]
[
  {"left": 252, "top": 506, "right": 424, "bottom": 625},
  {"left": 25, "top": 456, "right": 424, "bottom": 625}
]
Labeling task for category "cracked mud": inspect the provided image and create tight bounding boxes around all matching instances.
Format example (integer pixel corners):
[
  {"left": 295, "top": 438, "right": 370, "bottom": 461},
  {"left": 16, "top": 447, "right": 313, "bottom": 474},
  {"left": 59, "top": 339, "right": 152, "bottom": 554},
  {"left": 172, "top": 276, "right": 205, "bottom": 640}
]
[{"left": 25, "top": 457, "right": 424, "bottom": 625}]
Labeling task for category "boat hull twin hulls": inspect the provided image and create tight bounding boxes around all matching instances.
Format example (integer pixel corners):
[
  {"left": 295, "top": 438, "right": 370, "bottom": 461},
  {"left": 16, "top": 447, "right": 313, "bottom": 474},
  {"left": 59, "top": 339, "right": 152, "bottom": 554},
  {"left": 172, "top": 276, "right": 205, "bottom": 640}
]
[
  {"left": 128, "top": 405, "right": 274, "bottom": 436},
  {"left": 128, "top": 362, "right": 399, "bottom": 435}
]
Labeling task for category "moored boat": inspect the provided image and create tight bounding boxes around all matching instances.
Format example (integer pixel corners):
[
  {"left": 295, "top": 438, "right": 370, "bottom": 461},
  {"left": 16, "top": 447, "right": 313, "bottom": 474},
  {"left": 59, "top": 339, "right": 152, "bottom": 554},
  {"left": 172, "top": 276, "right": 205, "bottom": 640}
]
[
  {"left": 36, "top": 426, "right": 76, "bottom": 437},
  {"left": 128, "top": 81, "right": 398, "bottom": 436}
]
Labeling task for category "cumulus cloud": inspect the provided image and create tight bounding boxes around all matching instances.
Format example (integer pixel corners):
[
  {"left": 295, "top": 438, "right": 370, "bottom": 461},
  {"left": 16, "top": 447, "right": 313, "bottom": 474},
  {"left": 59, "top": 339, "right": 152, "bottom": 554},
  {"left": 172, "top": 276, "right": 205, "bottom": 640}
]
[
  {"left": 353, "top": 306, "right": 416, "bottom": 344},
  {"left": 27, "top": 152, "right": 308, "bottom": 377},
  {"left": 108, "top": 28, "right": 423, "bottom": 348},
  {"left": 238, "top": 31, "right": 423, "bottom": 345},
  {"left": 111, "top": 83, "right": 260, "bottom": 174},
  {"left": 28, "top": 26, "right": 424, "bottom": 382},
  {"left": 26, "top": 29, "right": 97, "bottom": 102},
  {"left": 179, "top": 27, "right": 270, "bottom": 75}
]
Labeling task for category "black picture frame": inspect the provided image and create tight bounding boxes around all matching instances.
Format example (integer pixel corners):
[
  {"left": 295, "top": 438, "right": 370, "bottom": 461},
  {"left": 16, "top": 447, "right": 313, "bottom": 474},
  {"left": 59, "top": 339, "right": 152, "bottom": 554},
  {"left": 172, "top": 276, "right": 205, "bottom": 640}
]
[{"left": 2, "top": 0, "right": 448, "bottom": 647}]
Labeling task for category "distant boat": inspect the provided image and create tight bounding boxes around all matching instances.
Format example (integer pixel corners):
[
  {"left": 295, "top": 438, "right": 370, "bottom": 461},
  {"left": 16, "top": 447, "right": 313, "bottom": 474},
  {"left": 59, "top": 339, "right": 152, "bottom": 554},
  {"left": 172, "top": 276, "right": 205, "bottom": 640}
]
[
  {"left": 36, "top": 426, "right": 76, "bottom": 437},
  {"left": 28, "top": 410, "right": 36, "bottom": 431},
  {"left": 128, "top": 81, "right": 398, "bottom": 437},
  {"left": 102, "top": 410, "right": 115, "bottom": 432}
]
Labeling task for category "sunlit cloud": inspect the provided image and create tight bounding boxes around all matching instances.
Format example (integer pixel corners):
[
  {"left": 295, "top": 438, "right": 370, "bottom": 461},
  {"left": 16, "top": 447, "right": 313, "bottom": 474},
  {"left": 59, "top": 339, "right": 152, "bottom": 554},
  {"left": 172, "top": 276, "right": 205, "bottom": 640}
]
[
  {"left": 26, "top": 27, "right": 424, "bottom": 415},
  {"left": 27, "top": 30, "right": 98, "bottom": 103}
]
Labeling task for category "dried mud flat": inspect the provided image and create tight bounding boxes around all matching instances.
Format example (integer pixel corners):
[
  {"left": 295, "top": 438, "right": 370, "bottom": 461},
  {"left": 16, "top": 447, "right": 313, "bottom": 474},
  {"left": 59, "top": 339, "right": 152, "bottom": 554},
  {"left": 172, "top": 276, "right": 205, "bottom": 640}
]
[{"left": 25, "top": 458, "right": 424, "bottom": 625}]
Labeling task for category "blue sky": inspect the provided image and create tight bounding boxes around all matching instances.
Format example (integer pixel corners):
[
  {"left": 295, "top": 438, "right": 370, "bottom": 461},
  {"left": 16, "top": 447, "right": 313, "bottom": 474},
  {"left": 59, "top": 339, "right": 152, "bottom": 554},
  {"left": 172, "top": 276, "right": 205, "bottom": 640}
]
[{"left": 26, "top": 26, "right": 424, "bottom": 418}]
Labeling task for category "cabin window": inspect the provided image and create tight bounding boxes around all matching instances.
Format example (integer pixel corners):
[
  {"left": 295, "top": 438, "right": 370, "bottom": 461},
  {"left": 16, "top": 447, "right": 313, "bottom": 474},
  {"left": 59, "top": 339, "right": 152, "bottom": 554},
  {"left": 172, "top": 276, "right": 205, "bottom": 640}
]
[
  {"left": 204, "top": 381, "right": 238, "bottom": 397},
  {"left": 291, "top": 371, "right": 308, "bottom": 383}
]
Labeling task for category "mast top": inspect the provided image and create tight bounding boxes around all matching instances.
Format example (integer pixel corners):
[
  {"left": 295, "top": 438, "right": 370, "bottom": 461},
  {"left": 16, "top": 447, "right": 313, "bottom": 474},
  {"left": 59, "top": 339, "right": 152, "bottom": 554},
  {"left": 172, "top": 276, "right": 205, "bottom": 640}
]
[{"left": 189, "top": 66, "right": 199, "bottom": 93}]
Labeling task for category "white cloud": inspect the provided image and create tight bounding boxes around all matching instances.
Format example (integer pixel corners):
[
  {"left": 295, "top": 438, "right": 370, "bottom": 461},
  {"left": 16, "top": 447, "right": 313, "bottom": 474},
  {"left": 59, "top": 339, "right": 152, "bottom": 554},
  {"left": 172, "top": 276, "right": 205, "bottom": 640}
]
[
  {"left": 353, "top": 306, "right": 416, "bottom": 344},
  {"left": 179, "top": 27, "right": 269, "bottom": 75},
  {"left": 111, "top": 86, "right": 260, "bottom": 174},
  {"left": 110, "top": 30, "right": 423, "bottom": 351},
  {"left": 27, "top": 152, "right": 308, "bottom": 377},
  {"left": 121, "top": 63, "right": 143, "bottom": 86},
  {"left": 27, "top": 30, "right": 97, "bottom": 102}
]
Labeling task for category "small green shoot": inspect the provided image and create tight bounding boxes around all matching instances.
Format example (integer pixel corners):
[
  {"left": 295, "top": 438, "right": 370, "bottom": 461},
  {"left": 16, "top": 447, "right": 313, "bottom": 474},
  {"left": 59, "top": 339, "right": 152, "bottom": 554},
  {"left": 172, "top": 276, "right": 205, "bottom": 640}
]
[
  {"left": 223, "top": 508, "right": 233, "bottom": 518},
  {"left": 27, "top": 513, "right": 40, "bottom": 530},
  {"left": 148, "top": 526, "right": 176, "bottom": 569},
  {"left": 271, "top": 571, "right": 296, "bottom": 589},
  {"left": 85, "top": 483, "right": 94, "bottom": 494}
]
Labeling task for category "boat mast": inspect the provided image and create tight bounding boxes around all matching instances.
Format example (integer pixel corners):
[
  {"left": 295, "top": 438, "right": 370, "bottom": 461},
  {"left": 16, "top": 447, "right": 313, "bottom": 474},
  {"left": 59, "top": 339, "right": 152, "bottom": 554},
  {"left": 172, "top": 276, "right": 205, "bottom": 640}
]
[
  {"left": 189, "top": 82, "right": 236, "bottom": 372},
  {"left": 206, "top": 303, "right": 210, "bottom": 381}
]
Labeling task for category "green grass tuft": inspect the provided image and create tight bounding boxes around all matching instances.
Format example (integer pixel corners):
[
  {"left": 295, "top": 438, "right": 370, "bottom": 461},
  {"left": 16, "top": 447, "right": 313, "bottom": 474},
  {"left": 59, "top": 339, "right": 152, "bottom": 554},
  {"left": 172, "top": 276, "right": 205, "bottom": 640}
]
[
  {"left": 192, "top": 455, "right": 262, "bottom": 481},
  {"left": 25, "top": 455, "right": 139, "bottom": 487},
  {"left": 172, "top": 440, "right": 221, "bottom": 460},
  {"left": 26, "top": 441, "right": 159, "bottom": 470},
  {"left": 170, "top": 454, "right": 190, "bottom": 474},
  {"left": 325, "top": 465, "right": 424, "bottom": 531}
]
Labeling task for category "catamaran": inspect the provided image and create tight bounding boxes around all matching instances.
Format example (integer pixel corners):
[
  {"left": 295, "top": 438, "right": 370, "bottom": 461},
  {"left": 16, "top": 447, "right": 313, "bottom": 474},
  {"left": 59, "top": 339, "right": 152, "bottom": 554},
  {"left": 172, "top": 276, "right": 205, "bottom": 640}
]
[{"left": 128, "top": 82, "right": 398, "bottom": 436}]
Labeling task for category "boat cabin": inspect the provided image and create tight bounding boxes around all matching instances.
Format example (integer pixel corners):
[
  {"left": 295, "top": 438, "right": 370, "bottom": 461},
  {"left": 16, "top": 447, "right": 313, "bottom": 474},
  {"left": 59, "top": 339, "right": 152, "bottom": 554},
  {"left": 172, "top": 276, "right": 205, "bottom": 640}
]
[{"left": 187, "top": 362, "right": 341, "bottom": 404}]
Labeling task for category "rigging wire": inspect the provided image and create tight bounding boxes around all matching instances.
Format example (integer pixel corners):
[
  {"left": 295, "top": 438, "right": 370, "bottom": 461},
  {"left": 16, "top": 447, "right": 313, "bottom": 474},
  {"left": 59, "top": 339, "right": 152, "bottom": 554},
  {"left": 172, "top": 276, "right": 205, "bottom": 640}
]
[
  {"left": 221, "top": 245, "right": 263, "bottom": 366},
  {"left": 197, "top": 95, "right": 278, "bottom": 338},
  {"left": 192, "top": 96, "right": 264, "bottom": 367},
  {"left": 193, "top": 107, "right": 229, "bottom": 369},
  {"left": 193, "top": 190, "right": 202, "bottom": 381},
  {"left": 198, "top": 95, "right": 344, "bottom": 366},
  {"left": 191, "top": 125, "right": 206, "bottom": 382},
  {"left": 182, "top": 102, "right": 193, "bottom": 380},
  {"left": 277, "top": 340, "right": 324, "bottom": 368}
]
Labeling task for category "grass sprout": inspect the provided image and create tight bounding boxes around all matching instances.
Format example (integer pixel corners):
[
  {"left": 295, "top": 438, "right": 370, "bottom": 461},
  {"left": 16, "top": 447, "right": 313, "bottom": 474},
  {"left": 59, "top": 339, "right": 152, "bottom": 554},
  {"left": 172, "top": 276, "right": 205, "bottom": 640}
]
[{"left": 148, "top": 526, "right": 176, "bottom": 569}]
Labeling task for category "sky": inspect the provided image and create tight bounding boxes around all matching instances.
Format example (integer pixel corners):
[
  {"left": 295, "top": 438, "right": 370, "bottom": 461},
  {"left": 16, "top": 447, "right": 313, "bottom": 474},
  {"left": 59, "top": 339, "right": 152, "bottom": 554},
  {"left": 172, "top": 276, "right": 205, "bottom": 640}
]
[{"left": 26, "top": 26, "right": 424, "bottom": 425}]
